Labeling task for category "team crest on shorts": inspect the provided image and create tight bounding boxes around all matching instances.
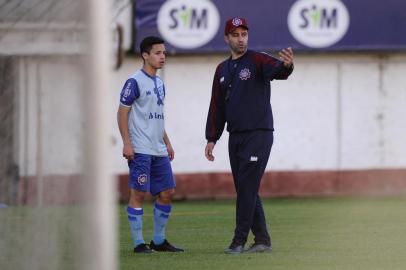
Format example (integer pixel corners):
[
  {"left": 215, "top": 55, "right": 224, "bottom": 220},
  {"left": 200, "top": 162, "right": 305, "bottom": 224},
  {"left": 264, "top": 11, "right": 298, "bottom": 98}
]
[
  {"left": 239, "top": 68, "right": 251, "bottom": 80},
  {"left": 137, "top": 174, "right": 148, "bottom": 185}
]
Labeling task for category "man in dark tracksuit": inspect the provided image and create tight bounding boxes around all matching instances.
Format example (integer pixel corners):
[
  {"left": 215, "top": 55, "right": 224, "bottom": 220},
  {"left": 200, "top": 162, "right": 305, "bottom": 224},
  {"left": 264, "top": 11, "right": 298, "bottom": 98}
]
[{"left": 204, "top": 17, "right": 294, "bottom": 254}]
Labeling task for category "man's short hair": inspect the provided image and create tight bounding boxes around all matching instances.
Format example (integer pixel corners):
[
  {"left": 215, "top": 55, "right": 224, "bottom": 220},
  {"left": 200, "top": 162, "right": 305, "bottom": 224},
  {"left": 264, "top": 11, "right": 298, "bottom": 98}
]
[{"left": 140, "top": 36, "right": 165, "bottom": 56}]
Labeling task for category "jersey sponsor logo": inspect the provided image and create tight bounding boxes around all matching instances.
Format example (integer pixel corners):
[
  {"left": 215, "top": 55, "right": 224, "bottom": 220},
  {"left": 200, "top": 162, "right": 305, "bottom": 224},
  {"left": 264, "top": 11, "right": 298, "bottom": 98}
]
[
  {"left": 149, "top": 112, "right": 165, "bottom": 120},
  {"left": 146, "top": 90, "right": 152, "bottom": 96},
  {"left": 137, "top": 174, "right": 148, "bottom": 185},
  {"left": 288, "top": 0, "right": 350, "bottom": 48},
  {"left": 250, "top": 156, "right": 258, "bottom": 162},
  {"left": 239, "top": 68, "right": 251, "bottom": 80},
  {"left": 157, "top": 0, "right": 220, "bottom": 49},
  {"left": 220, "top": 76, "right": 225, "bottom": 83}
]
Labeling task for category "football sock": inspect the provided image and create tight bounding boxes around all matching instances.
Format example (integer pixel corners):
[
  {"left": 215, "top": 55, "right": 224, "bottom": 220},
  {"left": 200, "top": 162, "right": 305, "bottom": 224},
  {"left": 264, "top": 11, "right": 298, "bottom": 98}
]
[
  {"left": 127, "top": 206, "right": 145, "bottom": 246},
  {"left": 153, "top": 202, "right": 172, "bottom": 245}
]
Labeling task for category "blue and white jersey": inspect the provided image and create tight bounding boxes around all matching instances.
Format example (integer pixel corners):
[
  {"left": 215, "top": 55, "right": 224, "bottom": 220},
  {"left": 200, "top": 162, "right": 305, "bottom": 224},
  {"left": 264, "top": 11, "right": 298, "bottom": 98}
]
[{"left": 120, "top": 69, "right": 167, "bottom": 156}]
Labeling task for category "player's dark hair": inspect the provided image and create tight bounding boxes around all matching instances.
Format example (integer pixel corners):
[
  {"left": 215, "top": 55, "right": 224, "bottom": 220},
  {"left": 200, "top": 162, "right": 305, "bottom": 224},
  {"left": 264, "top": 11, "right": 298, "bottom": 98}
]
[{"left": 140, "top": 36, "right": 165, "bottom": 60}]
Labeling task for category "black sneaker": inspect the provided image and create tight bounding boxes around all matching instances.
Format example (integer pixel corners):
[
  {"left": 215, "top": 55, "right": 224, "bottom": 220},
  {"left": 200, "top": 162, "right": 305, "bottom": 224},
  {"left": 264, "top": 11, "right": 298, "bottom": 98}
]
[
  {"left": 134, "top": 243, "right": 152, "bottom": 253},
  {"left": 150, "top": 239, "right": 184, "bottom": 252}
]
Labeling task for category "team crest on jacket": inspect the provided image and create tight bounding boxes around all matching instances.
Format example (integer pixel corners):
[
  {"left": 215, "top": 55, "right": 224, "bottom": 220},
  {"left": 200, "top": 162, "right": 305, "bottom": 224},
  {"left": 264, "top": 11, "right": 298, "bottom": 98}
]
[
  {"left": 239, "top": 68, "right": 251, "bottom": 80},
  {"left": 137, "top": 174, "right": 148, "bottom": 185}
]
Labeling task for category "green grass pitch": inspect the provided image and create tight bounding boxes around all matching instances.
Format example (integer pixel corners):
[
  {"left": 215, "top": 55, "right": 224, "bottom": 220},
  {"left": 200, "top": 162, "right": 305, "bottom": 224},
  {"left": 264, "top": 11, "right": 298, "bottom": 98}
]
[{"left": 119, "top": 197, "right": 406, "bottom": 270}]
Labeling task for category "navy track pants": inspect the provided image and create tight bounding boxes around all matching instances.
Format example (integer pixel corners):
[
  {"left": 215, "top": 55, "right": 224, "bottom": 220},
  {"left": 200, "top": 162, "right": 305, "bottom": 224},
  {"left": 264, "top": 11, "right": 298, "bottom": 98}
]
[{"left": 228, "top": 129, "right": 273, "bottom": 246}]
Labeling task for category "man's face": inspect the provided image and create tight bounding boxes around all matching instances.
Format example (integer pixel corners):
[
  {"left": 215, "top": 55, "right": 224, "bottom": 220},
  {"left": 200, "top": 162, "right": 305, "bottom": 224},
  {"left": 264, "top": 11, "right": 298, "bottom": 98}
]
[
  {"left": 225, "top": 27, "right": 248, "bottom": 55},
  {"left": 143, "top": 44, "right": 166, "bottom": 69}
]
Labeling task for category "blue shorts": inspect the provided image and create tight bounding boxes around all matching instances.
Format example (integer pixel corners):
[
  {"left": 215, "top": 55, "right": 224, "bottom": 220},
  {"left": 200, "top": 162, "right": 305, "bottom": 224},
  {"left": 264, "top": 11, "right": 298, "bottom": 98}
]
[{"left": 128, "top": 153, "right": 176, "bottom": 196}]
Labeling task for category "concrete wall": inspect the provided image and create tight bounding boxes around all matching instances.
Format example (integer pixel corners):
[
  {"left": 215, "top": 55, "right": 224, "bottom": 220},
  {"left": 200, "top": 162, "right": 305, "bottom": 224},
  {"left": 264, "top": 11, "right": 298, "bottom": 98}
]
[{"left": 17, "top": 56, "right": 85, "bottom": 177}]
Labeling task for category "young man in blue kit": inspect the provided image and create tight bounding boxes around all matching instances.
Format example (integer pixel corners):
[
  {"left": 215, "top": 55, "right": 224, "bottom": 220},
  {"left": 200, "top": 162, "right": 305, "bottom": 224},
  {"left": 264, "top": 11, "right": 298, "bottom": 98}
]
[
  {"left": 205, "top": 17, "right": 294, "bottom": 254},
  {"left": 117, "top": 36, "right": 184, "bottom": 253}
]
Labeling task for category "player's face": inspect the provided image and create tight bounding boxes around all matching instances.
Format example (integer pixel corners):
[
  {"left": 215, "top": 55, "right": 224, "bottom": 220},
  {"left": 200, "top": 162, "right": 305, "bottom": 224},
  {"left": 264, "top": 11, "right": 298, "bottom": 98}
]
[
  {"left": 144, "top": 44, "right": 166, "bottom": 70},
  {"left": 225, "top": 27, "right": 248, "bottom": 56}
]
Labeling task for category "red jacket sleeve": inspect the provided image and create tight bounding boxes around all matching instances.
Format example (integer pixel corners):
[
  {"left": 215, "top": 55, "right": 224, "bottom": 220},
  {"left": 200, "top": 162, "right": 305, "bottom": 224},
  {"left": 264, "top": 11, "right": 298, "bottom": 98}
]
[{"left": 253, "top": 52, "right": 294, "bottom": 81}]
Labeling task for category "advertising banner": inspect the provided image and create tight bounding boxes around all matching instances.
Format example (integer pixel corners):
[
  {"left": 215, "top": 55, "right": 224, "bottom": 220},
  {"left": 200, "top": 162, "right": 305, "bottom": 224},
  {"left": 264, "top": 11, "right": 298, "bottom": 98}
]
[{"left": 134, "top": 0, "right": 406, "bottom": 53}]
